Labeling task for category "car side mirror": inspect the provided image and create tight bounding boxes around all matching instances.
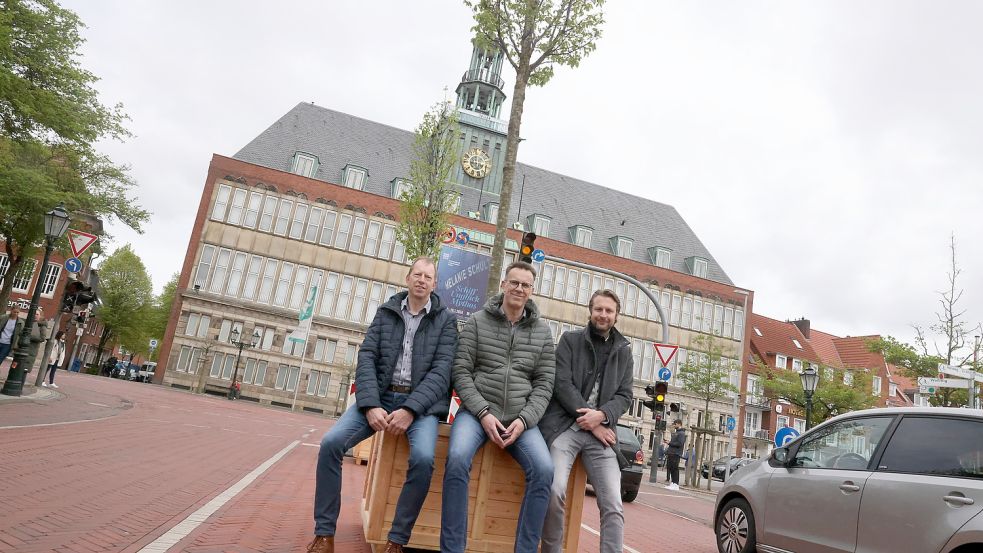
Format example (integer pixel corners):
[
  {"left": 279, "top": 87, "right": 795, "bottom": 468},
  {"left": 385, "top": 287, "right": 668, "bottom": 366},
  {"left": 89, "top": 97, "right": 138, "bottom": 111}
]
[{"left": 771, "top": 447, "right": 789, "bottom": 466}]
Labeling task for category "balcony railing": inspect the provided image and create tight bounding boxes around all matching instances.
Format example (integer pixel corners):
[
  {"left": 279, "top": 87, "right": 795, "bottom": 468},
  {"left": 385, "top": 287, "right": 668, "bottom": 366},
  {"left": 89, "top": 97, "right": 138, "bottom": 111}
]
[
  {"left": 744, "top": 429, "right": 771, "bottom": 440},
  {"left": 457, "top": 109, "right": 507, "bottom": 134},
  {"left": 745, "top": 395, "right": 771, "bottom": 409},
  {"left": 461, "top": 69, "right": 505, "bottom": 90}
]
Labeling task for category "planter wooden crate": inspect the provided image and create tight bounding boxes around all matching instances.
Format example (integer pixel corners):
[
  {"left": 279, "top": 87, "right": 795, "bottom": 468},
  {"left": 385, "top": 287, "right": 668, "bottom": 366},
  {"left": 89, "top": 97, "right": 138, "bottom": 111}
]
[
  {"left": 361, "top": 424, "right": 586, "bottom": 552},
  {"left": 352, "top": 437, "right": 373, "bottom": 465}
]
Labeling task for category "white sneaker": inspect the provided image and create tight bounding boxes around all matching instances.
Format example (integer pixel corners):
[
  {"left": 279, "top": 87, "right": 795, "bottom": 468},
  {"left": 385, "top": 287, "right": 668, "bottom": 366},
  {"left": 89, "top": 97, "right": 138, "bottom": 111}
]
[
  {"left": 50, "top": 383, "right": 58, "bottom": 389},
  {"left": 41, "top": 382, "right": 48, "bottom": 387},
  {"left": 666, "top": 483, "right": 680, "bottom": 491}
]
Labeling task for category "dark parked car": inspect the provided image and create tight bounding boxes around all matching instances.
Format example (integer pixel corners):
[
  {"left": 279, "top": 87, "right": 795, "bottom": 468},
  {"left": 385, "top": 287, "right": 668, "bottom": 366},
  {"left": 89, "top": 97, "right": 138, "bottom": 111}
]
[
  {"left": 583, "top": 425, "right": 645, "bottom": 502},
  {"left": 702, "top": 456, "right": 753, "bottom": 481}
]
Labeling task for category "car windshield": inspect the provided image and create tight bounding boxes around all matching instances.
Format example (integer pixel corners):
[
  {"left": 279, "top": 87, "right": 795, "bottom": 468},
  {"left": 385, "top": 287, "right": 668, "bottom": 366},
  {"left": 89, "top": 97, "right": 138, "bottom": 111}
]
[{"left": 616, "top": 426, "right": 640, "bottom": 447}]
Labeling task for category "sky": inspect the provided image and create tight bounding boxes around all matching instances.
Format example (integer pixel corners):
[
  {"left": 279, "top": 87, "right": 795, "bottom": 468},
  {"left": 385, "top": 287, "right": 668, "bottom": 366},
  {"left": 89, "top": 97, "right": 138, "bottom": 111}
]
[{"left": 60, "top": 0, "right": 983, "bottom": 351}]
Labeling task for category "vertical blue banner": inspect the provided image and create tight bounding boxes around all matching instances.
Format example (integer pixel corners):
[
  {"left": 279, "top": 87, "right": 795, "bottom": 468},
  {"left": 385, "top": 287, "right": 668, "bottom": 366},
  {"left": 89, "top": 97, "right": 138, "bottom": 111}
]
[{"left": 436, "top": 246, "right": 491, "bottom": 320}]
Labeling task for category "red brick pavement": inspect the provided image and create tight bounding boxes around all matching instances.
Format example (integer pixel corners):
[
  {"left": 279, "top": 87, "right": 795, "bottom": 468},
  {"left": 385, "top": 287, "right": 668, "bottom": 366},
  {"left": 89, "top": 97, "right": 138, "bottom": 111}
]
[{"left": 0, "top": 374, "right": 719, "bottom": 552}]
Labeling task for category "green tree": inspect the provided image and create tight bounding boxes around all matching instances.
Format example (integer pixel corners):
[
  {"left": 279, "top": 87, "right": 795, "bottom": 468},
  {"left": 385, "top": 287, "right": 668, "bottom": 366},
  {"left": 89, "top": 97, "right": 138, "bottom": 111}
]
[
  {"left": 0, "top": 0, "right": 147, "bottom": 310},
  {"left": 677, "top": 334, "right": 739, "bottom": 430},
  {"left": 92, "top": 245, "right": 153, "bottom": 363},
  {"left": 761, "top": 361, "right": 876, "bottom": 427},
  {"left": 396, "top": 102, "right": 461, "bottom": 261},
  {"left": 868, "top": 236, "right": 980, "bottom": 407},
  {"left": 146, "top": 272, "right": 179, "bottom": 360},
  {"left": 469, "top": 0, "right": 606, "bottom": 297}
]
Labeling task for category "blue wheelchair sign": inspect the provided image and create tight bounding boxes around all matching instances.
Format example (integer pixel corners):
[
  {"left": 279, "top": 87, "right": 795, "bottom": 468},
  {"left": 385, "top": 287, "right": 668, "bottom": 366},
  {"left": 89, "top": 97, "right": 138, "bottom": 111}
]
[
  {"left": 658, "top": 367, "right": 672, "bottom": 381},
  {"left": 64, "top": 257, "right": 83, "bottom": 273},
  {"left": 774, "top": 427, "right": 800, "bottom": 447}
]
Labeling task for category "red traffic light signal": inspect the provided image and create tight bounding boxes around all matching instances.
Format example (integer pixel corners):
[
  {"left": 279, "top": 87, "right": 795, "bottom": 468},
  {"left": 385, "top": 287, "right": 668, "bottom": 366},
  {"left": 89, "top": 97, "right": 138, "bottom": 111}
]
[{"left": 519, "top": 232, "right": 537, "bottom": 263}]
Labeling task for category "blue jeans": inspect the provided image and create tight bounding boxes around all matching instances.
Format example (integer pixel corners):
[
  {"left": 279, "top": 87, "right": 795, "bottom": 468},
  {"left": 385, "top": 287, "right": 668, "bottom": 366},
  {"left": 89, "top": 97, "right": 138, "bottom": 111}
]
[
  {"left": 440, "top": 410, "right": 554, "bottom": 553},
  {"left": 0, "top": 342, "right": 12, "bottom": 365},
  {"left": 314, "top": 391, "right": 438, "bottom": 543}
]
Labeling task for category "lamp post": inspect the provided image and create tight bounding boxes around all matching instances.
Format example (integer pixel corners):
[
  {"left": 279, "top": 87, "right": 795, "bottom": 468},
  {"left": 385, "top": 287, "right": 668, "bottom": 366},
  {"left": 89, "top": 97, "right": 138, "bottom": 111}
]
[
  {"left": 800, "top": 365, "right": 819, "bottom": 431},
  {"left": 228, "top": 328, "right": 259, "bottom": 399},
  {"left": 973, "top": 335, "right": 979, "bottom": 410},
  {"left": 2, "top": 205, "right": 71, "bottom": 397}
]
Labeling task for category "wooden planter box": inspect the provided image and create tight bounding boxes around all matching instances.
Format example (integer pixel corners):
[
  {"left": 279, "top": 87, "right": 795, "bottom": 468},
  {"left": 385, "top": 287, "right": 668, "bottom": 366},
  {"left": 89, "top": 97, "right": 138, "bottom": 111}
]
[
  {"left": 361, "top": 424, "right": 586, "bottom": 552},
  {"left": 352, "top": 437, "right": 373, "bottom": 465}
]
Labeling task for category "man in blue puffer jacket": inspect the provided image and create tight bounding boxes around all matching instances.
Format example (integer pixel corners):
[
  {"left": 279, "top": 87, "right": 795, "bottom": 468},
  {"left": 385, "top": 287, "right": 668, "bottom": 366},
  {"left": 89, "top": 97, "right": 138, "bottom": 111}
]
[{"left": 308, "top": 257, "right": 458, "bottom": 553}]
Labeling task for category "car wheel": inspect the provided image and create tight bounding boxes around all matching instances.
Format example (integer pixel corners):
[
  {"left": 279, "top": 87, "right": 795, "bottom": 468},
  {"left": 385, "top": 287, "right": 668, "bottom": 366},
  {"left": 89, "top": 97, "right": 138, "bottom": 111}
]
[
  {"left": 716, "top": 497, "right": 755, "bottom": 553},
  {"left": 622, "top": 488, "right": 638, "bottom": 503}
]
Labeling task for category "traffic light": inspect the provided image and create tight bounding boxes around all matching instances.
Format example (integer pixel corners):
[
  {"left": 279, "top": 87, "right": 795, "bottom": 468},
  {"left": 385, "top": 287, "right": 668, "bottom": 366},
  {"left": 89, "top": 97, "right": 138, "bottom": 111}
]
[
  {"left": 669, "top": 402, "right": 681, "bottom": 414},
  {"left": 653, "top": 380, "right": 668, "bottom": 413},
  {"left": 76, "top": 310, "right": 88, "bottom": 324},
  {"left": 61, "top": 272, "right": 99, "bottom": 312},
  {"left": 642, "top": 397, "right": 656, "bottom": 413},
  {"left": 519, "top": 232, "right": 537, "bottom": 263},
  {"left": 61, "top": 279, "right": 85, "bottom": 312}
]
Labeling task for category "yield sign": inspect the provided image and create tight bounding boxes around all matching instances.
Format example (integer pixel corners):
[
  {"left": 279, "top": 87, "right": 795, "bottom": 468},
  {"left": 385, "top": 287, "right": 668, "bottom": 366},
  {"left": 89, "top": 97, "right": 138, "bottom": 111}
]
[
  {"left": 67, "top": 229, "right": 98, "bottom": 258},
  {"left": 654, "top": 343, "right": 679, "bottom": 367}
]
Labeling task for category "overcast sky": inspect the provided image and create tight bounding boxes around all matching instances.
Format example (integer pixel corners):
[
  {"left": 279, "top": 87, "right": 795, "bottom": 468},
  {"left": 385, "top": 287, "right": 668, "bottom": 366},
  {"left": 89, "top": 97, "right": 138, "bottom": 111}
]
[{"left": 61, "top": 0, "right": 983, "bottom": 350}]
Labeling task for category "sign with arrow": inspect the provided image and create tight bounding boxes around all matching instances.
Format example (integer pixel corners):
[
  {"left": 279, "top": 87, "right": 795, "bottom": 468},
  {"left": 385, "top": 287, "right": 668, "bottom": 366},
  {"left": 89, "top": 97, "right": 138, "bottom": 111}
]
[
  {"left": 918, "top": 377, "right": 971, "bottom": 388},
  {"left": 938, "top": 363, "right": 982, "bottom": 381},
  {"left": 67, "top": 229, "right": 98, "bottom": 258},
  {"left": 654, "top": 343, "right": 679, "bottom": 367}
]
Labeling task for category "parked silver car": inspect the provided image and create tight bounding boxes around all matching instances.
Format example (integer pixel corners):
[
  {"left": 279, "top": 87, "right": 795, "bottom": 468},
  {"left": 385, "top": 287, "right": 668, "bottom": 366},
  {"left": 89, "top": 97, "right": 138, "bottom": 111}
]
[{"left": 714, "top": 407, "right": 983, "bottom": 553}]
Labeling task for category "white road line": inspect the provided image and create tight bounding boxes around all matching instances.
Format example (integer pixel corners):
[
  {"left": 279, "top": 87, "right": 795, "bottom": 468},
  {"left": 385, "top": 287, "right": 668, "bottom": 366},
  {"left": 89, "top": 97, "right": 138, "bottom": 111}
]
[
  {"left": 301, "top": 443, "right": 319, "bottom": 447},
  {"left": 638, "top": 490, "right": 699, "bottom": 499},
  {"left": 580, "top": 524, "right": 642, "bottom": 553},
  {"left": 87, "top": 402, "right": 111, "bottom": 407},
  {"left": 138, "top": 440, "right": 300, "bottom": 553},
  {"left": 0, "top": 416, "right": 113, "bottom": 430},
  {"left": 183, "top": 424, "right": 208, "bottom": 428},
  {"left": 221, "top": 428, "right": 247, "bottom": 434}
]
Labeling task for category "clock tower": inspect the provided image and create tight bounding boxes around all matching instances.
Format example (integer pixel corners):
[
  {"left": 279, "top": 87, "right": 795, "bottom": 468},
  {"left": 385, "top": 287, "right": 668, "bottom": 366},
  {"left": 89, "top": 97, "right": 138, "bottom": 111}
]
[{"left": 454, "top": 44, "right": 509, "bottom": 197}]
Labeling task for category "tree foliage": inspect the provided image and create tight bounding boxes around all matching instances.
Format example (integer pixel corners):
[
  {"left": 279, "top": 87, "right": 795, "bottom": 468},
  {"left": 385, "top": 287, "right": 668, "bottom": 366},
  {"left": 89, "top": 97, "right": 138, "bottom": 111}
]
[
  {"left": 867, "top": 236, "right": 980, "bottom": 407},
  {"left": 148, "top": 272, "right": 178, "bottom": 344},
  {"left": 93, "top": 245, "right": 153, "bottom": 361},
  {"left": 396, "top": 103, "right": 461, "bottom": 261},
  {"left": 0, "top": 0, "right": 148, "bottom": 310},
  {"left": 677, "top": 334, "right": 738, "bottom": 429},
  {"left": 469, "top": 0, "right": 605, "bottom": 297},
  {"left": 760, "top": 361, "right": 876, "bottom": 427}
]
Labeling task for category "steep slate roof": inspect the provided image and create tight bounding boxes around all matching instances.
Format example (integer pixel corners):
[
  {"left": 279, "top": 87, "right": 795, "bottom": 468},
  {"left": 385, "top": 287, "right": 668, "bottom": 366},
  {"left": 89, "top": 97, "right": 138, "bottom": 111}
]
[
  {"left": 233, "top": 102, "right": 733, "bottom": 285},
  {"left": 747, "top": 313, "right": 823, "bottom": 367}
]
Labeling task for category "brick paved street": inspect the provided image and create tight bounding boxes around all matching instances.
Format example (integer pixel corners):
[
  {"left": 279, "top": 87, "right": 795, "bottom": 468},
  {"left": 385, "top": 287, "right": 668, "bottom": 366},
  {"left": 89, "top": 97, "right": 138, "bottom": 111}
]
[{"left": 0, "top": 373, "right": 718, "bottom": 552}]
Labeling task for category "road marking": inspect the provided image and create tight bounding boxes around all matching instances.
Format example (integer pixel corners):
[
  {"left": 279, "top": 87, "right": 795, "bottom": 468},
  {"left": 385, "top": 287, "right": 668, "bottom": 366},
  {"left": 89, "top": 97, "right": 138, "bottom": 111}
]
[
  {"left": 580, "top": 524, "right": 642, "bottom": 553},
  {"left": 302, "top": 443, "right": 319, "bottom": 447},
  {"left": 87, "top": 402, "right": 111, "bottom": 407},
  {"left": 221, "top": 428, "right": 247, "bottom": 434},
  {"left": 0, "top": 416, "right": 114, "bottom": 430},
  {"left": 638, "top": 490, "right": 699, "bottom": 499},
  {"left": 184, "top": 424, "right": 208, "bottom": 428},
  {"left": 138, "top": 440, "right": 300, "bottom": 553}
]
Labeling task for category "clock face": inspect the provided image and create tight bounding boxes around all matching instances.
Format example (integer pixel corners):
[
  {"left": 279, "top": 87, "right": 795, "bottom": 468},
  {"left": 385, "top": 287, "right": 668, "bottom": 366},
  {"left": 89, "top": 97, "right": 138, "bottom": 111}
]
[{"left": 462, "top": 147, "right": 491, "bottom": 179}]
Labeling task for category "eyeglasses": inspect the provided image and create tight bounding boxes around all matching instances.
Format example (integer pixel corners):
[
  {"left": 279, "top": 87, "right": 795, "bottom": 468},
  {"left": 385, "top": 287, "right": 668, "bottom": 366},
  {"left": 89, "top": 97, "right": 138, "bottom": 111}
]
[{"left": 504, "top": 279, "right": 533, "bottom": 291}]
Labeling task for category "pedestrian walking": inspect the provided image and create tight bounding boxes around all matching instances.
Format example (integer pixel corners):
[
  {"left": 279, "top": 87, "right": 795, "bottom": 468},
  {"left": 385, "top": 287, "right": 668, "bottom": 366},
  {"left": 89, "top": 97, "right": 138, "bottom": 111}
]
[
  {"left": 440, "top": 261, "right": 556, "bottom": 553},
  {"left": 42, "top": 331, "right": 67, "bottom": 388},
  {"left": 308, "top": 257, "right": 458, "bottom": 553},
  {"left": 539, "top": 289, "right": 634, "bottom": 553}
]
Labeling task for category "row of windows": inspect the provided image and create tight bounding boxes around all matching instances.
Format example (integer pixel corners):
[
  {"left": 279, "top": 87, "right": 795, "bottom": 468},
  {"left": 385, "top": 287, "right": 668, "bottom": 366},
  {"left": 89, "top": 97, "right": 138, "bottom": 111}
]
[
  {"left": 210, "top": 184, "right": 409, "bottom": 264},
  {"left": 173, "top": 344, "right": 355, "bottom": 397},
  {"left": 0, "top": 256, "right": 62, "bottom": 297},
  {"left": 532, "top": 260, "right": 744, "bottom": 341},
  {"left": 193, "top": 244, "right": 406, "bottom": 326}
]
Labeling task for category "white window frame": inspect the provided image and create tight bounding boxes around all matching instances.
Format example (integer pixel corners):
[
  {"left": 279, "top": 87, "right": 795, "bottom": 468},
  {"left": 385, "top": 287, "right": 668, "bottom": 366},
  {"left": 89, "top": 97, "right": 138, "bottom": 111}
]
[
  {"left": 291, "top": 152, "right": 318, "bottom": 177},
  {"left": 610, "top": 236, "right": 633, "bottom": 258},
  {"left": 288, "top": 202, "right": 308, "bottom": 240},
  {"left": 319, "top": 209, "right": 338, "bottom": 246},
  {"left": 226, "top": 188, "right": 247, "bottom": 225},
  {"left": 211, "top": 184, "right": 231, "bottom": 221},
  {"left": 208, "top": 248, "right": 232, "bottom": 294},
  {"left": 776, "top": 354, "right": 787, "bottom": 369},
  {"left": 273, "top": 262, "right": 294, "bottom": 307},
  {"left": 274, "top": 199, "right": 293, "bottom": 236},
  {"left": 225, "top": 252, "right": 248, "bottom": 297},
  {"left": 650, "top": 247, "right": 671, "bottom": 269},
  {"left": 482, "top": 202, "right": 499, "bottom": 223},
  {"left": 692, "top": 257, "right": 709, "bottom": 278},
  {"left": 872, "top": 375, "right": 882, "bottom": 396},
  {"left": 348, "top": 217, "right": 367, "bottom": 253},
  {"left": 527, "top": 214, "right": 551, "bottom": 238},
  {"left": 39, "top": 263, "right": 61, "bottom": 297},
  {"left": 569, "top": 226, "right": 592, "bottom": 248},
  {"left": 259, "top": 196, "right": 277, "bottom": 232},
  {"left": 343, "top": 165, "right": 367, "bottom": 190},
  {"left": 243, "top": 192, "right": 263, "bottom": 229},
  {"left": 258, "top": 259, "right": 278, "bottom": 304},
  {"left": 334, "top": 213, "right": 353, "bottom": 249},
  {"left": 241, "top": 256, "right": 263, "bottom": 301},
  {"left": 379, "top": 224, "right": 396, "bottom": 259}
]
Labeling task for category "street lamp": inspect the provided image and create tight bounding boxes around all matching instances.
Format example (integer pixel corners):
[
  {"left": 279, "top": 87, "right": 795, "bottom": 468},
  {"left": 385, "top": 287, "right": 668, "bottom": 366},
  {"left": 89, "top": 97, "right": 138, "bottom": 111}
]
[
  {"left": 2, "top": 205, "right": 71, "bottom": 396},
  {"left": 228, "top": 328, "right": 260, "bottom": 399},
  {"left": 800, "top": 365, "right": 820, "bottom": 430}
]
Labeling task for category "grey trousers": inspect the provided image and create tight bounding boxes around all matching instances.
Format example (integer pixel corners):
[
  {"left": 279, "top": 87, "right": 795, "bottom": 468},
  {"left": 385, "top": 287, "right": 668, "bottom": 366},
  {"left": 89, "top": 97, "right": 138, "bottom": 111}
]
[{"left": 540, "top": 426, "right": 624, "bottom": 553}]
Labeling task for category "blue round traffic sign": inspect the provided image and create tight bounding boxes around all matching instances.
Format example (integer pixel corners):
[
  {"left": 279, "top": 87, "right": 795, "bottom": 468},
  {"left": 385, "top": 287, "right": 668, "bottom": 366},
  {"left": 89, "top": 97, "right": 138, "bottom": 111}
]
[
  {"left": 775, "top": 427, "right": 800, "bottom": 447},
  {"left": 726, "top": 417, "right": 736, "bottom": 432},
  {"left": 658, "top": 367, "right": 672, "bottom": 381},
  {"left": 64, "top": 257, "right": 83, "bottom": 273},
  {"left": 531, "top": 249, "right": 546, "bottom": 263},
  {"left": 456, "top": 231, "right": 470, "bottom": 246}
]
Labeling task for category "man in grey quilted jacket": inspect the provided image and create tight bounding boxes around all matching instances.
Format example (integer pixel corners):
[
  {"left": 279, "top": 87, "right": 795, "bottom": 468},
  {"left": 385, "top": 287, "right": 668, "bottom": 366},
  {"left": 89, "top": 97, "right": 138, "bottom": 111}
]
[{"left": 440, "top": 261, "right": 556, "bottom": 553}]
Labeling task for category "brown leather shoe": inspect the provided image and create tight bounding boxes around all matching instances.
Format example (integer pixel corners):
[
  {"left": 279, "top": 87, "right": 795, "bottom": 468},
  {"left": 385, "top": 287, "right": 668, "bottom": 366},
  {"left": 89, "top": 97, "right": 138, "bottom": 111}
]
[
  {"left": 382, "top": 541, "right": 405, "bottom": 553},
  {"left": 306, "top": 535, "right": 334, "bottom": 553}
]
